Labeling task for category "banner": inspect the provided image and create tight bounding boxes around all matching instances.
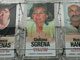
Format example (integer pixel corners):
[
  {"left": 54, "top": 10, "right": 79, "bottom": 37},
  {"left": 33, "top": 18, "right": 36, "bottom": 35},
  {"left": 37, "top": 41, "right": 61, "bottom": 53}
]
[
  {"left": 25, "top": 3, "right": 55, "bottom": 56},
  {"left": 64, "top": 3, "right": 80, "bottom": 57},
  {"left": 0, "top": 4, "right": 16, "bottom": 57}
]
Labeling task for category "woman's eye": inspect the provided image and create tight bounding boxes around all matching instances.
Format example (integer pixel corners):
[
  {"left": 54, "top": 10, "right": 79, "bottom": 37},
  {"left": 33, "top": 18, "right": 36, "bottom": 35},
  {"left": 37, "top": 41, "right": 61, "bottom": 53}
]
[
  {"left": 33, "top": 12, "right": 37, "bottom": 15},
  {"left": 33, "top": 12, "right": 44, "bottom": 15},
  {"left": 39, "top": 12, "right": 43, "bottom": 14}
]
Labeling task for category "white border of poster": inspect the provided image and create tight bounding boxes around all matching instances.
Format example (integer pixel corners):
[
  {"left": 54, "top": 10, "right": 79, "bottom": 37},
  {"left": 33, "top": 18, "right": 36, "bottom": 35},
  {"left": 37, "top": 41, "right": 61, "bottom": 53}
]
[
  {"left": 23, "top": 3, "right": 56, "bottom": 56},
  {"left": 63, "top": 3, "right": 80, "bottom": 57}
]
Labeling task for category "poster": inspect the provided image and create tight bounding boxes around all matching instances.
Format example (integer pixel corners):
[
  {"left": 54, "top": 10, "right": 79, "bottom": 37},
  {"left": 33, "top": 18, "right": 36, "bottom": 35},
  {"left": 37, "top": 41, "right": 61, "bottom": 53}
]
[
  {"left": 0, "top": 4, "right": 16, "bottom": 57},
  {"left": 25, "top": 3, "right": 55, "bottom": 56},
  {"left": 64, "top": 3, "right": 80, "bottom": 57}
]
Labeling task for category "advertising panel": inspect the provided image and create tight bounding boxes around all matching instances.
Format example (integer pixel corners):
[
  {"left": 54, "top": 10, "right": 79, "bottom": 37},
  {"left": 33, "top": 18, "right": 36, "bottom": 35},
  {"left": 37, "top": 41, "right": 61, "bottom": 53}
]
[
  {"left": 0, "top": 4, "right": 16, "bottom": 57},
  {"left": 25, "top": 3, "right": 55, "bottom": 56},
  {"left": 64, "top": 3, "right": 80, "bottom": 57}
]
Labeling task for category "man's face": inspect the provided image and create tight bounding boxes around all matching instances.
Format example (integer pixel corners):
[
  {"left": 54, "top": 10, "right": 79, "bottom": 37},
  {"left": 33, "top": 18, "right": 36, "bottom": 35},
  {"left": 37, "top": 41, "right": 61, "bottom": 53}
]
[
  {"left": 32, "top": 7, "right": 48, "bottom": 25},
  {"left": 68, "top": 5, "right": 80, "bottom": 22},
  {"left": 0, "top": 8, "right": 10, "bottom": 20},
  {"left": 0, "top": 8, "right": 10, "bottom": 29}
]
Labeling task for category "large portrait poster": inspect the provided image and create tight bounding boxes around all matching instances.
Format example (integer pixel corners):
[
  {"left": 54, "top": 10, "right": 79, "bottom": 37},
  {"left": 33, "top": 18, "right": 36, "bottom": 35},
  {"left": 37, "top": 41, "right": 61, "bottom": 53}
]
[
  {"left": 64, "top": 3, "right": 80, "bottom": 57},
  {"left": 0, "top": 4, "right": 16, "bottom": 57},
  {"left": 25, "top": 3, "right": 55, "bottom": 56}
]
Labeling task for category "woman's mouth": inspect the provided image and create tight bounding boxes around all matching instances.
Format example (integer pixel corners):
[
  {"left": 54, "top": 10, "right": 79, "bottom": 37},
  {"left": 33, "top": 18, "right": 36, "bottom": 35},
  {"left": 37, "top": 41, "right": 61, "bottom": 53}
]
[{"left": 36, "top": 17, "right": 41, "bottom": 22}]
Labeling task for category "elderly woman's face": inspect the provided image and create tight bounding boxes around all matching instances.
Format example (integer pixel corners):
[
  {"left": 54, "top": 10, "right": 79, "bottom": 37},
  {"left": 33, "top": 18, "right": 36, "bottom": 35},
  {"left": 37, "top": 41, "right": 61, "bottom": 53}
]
[{"left": 32, "top": 7, "right": 48, "bottom": 24}]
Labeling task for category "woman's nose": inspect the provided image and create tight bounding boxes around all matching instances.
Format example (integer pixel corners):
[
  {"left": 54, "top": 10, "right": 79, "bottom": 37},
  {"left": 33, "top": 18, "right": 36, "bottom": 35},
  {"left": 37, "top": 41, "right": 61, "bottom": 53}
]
[{"left": 36, "top": 13, "right": 40, "bottom": 17}]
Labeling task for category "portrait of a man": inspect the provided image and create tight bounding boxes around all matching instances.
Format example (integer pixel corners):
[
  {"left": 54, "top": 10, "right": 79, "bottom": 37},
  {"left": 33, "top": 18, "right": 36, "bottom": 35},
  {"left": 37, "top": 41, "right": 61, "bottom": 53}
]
[
  {"left": 0, "top": 4, "right": 16, "bottom": 36},
  {"left": 64, "top": 4, "right": 80, "bottom": 34},
  {"left": 0, "top": 8, "right": 10, "bottom": 29}
]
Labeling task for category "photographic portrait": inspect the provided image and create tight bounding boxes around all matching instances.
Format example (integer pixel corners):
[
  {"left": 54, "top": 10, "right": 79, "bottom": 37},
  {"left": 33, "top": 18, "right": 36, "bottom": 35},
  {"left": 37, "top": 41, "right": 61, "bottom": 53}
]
[
  {"left": 0, "top": 4, "right": 16, "bottom": 57},
  {"left": 64, "top": 3, "right": 80, "bottom": 34},
  {"left": 0, "top": 4, "right": 16, "bottom": 36},
  {"left": 26, "top": 3, "right": 55, "bottom": 39}
]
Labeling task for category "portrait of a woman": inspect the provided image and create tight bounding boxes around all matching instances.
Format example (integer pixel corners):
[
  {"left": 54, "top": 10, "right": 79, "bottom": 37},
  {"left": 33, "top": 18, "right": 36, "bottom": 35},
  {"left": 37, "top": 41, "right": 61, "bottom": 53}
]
[{"left": 26, "top": 3, "right": 54, "bottom": 38}]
